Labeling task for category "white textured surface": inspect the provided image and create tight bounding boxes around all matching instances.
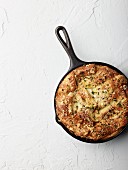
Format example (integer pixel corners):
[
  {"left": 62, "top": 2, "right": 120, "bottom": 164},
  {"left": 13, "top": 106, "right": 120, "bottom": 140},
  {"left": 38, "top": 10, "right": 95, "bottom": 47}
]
[{"left": 0, "top": 0, "right": 128, "bottom": 169}]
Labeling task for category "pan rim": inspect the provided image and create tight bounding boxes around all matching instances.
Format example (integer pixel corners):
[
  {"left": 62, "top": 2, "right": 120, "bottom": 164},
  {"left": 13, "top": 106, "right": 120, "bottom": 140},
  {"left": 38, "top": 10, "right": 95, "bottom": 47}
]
[{"left": 54, "top": 61, "right": 128, "bottom": 143}]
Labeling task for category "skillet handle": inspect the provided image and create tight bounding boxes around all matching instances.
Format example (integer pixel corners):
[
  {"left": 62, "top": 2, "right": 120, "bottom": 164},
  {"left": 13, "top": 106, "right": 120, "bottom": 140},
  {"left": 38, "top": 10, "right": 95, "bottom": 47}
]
[{"left": 55, "top": 26, "right": 84, "bottom": 69}]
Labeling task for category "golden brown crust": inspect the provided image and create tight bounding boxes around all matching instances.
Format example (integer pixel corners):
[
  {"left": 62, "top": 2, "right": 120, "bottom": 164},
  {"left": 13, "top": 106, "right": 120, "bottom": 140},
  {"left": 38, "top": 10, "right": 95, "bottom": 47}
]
[{"left": 55, "top": 64, "right": 128, "bottom": 141}]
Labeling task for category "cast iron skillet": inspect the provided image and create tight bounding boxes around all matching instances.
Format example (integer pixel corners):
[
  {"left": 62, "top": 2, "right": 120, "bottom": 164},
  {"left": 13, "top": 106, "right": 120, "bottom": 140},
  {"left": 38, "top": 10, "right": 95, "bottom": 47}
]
[{"left": 54, "top": 26, "right": 128, "bottom": 143}]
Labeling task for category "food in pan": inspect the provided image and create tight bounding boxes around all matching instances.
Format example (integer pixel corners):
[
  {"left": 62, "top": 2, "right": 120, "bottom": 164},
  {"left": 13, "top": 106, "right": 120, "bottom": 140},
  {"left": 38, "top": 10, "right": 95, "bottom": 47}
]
[{"left": 55, "top": 64, "right": 128, "bottom": 141}]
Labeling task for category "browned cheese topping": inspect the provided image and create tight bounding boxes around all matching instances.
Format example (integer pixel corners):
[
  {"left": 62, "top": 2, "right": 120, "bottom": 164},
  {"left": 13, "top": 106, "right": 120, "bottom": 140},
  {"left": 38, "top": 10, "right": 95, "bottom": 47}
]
[{"left": 55, "top": 64, "right": 128, "bottom": 141}]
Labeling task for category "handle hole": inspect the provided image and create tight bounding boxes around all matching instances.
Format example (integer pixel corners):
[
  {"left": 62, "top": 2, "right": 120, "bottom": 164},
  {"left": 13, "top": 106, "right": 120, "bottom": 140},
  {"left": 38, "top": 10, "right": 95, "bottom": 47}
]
[{"left": 59, "top": 30, "right": 66, "bottom": 44}]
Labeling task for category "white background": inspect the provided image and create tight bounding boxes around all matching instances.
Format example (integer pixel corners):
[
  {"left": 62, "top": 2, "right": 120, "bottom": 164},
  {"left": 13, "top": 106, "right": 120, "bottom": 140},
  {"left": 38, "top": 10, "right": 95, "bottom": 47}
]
[{"left": 0, "top": 0, "right": 128, "bottom": 170}]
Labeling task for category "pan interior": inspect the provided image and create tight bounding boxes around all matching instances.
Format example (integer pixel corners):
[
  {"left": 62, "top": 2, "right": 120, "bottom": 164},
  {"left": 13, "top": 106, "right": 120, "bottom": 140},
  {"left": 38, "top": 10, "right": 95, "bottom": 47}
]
[{"left": 55, "top": 63, "right": 128, "bottom": 143}]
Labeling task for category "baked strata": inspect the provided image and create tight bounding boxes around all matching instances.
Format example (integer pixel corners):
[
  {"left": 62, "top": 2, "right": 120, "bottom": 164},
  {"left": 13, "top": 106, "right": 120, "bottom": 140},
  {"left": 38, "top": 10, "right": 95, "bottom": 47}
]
[{"left": 55, "top": 64, "right": 128, "bottom": 141}]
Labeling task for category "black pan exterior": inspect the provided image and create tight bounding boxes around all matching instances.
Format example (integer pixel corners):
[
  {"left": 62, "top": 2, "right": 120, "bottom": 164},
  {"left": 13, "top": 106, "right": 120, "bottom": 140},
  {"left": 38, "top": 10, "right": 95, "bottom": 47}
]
[{"left": 55, "top": 26, "right": 128, "bottom": 143}]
